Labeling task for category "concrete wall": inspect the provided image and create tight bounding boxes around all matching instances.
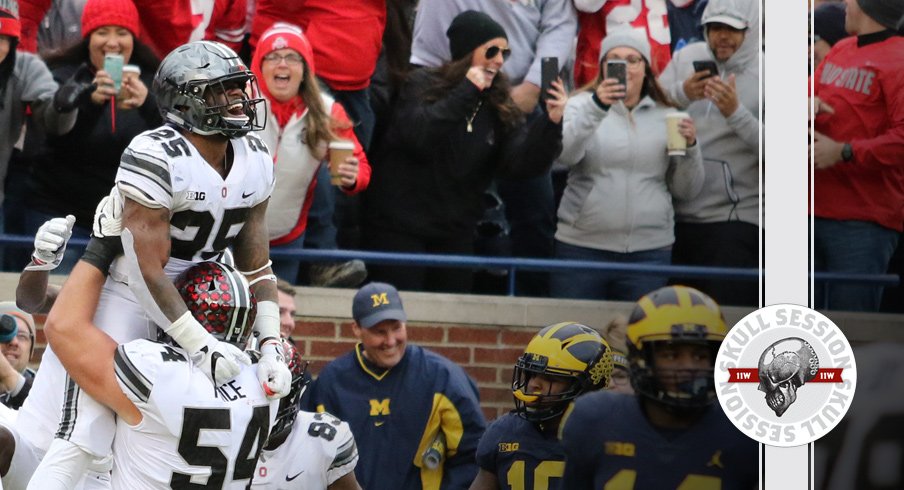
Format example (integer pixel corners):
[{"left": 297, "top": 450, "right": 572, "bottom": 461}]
[{"left": 3, "top": 272, "right": 902, "bottom": 420}]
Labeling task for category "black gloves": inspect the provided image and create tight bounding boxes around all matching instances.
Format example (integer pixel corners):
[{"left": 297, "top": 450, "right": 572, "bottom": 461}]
[{"left": 53, "top": 63, "right": 97, "bottom": 113}]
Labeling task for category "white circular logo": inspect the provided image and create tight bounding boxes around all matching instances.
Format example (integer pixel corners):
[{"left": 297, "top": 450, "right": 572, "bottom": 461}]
[{"left": 715, "top": 304, "right": 857, "bottom": 447}]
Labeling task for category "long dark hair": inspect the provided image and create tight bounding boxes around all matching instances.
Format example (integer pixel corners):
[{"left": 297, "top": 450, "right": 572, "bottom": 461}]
[
  {"left": 0, "top": 37, "right": 18, "bottom": 107},
  {"left": 297, "top": 60, "right": 343, "bottom": 156},
  {"left": 421, "top": 55, "right": 523, "bottom": 129},
  {"left": 44, "top": 36, "right": 160, "bottom": 74},
  {"left": 582, "top": 57, "right": 675, "bottom": 108}
]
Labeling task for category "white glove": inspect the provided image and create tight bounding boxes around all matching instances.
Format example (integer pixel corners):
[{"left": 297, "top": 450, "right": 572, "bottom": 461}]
[
  {"left": 93, "top": 189, "right": 123, "bottom": 238},
  {"left": 258, "top": 340, "right": 291, "bottom": 399},
  {"left": 25, "top": 215, "right": 76, "bottom": 272},
  {"left": 166, "top": 311, "right": 251, "bottom": 385}
]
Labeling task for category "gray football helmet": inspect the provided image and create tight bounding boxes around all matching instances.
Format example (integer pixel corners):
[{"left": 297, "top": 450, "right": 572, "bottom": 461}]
[{"left": 153, "top": 40, "right": 266, "bottom": 137}]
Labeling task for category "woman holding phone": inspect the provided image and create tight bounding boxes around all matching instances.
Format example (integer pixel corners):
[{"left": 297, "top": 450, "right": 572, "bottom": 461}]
[
  {"left": 22, "top": 0, "right": 160, "bottom": 273},
  {"left": 362, "top": 10, "right": 568, "bottom": 293},
  {"left": 552, "top": 29, "right": 704, "bottom": 301}
]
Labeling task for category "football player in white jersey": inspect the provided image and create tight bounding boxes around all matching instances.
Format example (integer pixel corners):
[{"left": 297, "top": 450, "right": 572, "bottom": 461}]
[
  {"left": 17, "top": 40, "right": 291, "bottom": 490},
  {"left": 44, "top": 258, "right": 280, "bottom": 489},
  {"left": 252, "top": 340, "right": 362, "bottom": 490}
]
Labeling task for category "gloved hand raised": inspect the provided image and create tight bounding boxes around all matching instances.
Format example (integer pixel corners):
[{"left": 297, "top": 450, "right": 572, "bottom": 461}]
[{"left": 25, "top": 215, "right": 76, "bottom": 272}]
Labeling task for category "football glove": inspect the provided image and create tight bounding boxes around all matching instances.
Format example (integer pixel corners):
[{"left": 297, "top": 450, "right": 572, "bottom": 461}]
[
  {"left": 93, "top": 189, "right": 123, "bottom": 238},
  {"left": 257, "top": 339, "right": 292, "bottom": 399},
  {"left": 25, "top": 215, "right": 76, "bottom": 272},
  {"left": 166, "top": 311, "right": 251, "bottom": 386}
]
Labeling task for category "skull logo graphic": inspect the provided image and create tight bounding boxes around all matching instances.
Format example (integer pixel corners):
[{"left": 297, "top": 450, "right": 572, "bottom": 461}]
[{"left": 757, "top": 338, "right": 819, "bottom": 417}]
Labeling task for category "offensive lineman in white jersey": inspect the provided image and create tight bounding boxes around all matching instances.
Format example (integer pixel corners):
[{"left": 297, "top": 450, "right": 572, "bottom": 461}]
[
  {"left": 252, "top": 340, "right": 362, "bottom": 490},
  {"left": 17, "top": 40, "right": 291, "bottom": 489},
  {"left": 44, "top": 258, "right": 279, "bottom": 489}
]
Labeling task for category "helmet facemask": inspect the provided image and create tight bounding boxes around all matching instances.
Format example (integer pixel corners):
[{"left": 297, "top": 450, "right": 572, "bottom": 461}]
[
  {"left": 630, "top": 340, "right": 719, "bottom": 411},
  {"left": 266, "top": 339, "right": 309, "bottom": 448},
  {"left": 512, "top": 354, "right": 585, "bottom": 423}
]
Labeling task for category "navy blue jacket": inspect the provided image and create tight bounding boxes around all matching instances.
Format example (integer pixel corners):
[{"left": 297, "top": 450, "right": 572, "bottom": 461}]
[
  {"left": 305, "top": 344, "right": 486, "bottom": 490},
  {"left": 476, "top": 411, "right": 566, "bottom": 490}
]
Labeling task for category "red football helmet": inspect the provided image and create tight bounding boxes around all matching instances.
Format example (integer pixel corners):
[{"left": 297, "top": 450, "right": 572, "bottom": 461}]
[{"left": 175, "top": 261, "right": 256, "bottom": 348}]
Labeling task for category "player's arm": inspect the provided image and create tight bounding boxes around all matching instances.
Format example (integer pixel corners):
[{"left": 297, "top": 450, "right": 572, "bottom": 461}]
[
  {"left": 43, "top": 261, "right": 141, "bottom": 425},
  {"left": 329, "top": 472, "right": 363, "bottom": 490},
  {"left": 15, "top": 216, "right": 77, "bottom": 313},
  {"left": 122, "top": 199, "right": 250, "bottom": 385},
  {"left": 232, "top": 198, "right": 291, "bottom": 399},
  {"left": 468, "top": 469, "right": 499, "bottom": 490}
]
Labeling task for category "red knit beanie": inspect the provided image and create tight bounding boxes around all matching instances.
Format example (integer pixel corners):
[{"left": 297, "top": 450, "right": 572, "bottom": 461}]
[
  {"left": 81, "top": 0, "right": 140, "bottom": 38},
  {"left": 0, "top": 0, "right": 20, "bottom": 39},
  {"left": 252, "top": 22, "right": 316, "bottom": 75}
]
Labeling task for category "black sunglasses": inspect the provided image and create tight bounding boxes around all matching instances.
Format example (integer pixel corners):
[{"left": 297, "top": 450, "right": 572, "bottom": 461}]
[{"left": 485, "top": 46, "right": 512, "bottom": 61}]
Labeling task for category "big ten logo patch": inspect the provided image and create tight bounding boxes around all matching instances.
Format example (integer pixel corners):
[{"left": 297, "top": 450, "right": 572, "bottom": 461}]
[{"left": 715, "top": 305, "right": 856, "bottom": 447}]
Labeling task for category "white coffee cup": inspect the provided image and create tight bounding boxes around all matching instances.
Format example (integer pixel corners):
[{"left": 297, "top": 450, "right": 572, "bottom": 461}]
[{"left": 666, "top": 112, "right": 691, "bottom": 156}]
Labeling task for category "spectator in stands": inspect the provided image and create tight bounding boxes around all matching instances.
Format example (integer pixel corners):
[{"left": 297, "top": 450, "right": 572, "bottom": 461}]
[
  {"left": 602, "top": 314, "right": 633, "bottom": 394},
  {"left": 363, "top": 11, "right": 567, "bottom": 293},
  {"left": 251, "top": 23, "right": 371, "bottom": 286},
  {"left": 22, "top": 0, "right": 160, "bottom": 273},
  {"left": 0, "top": 302, "right": 36, "bottom": 409},
  {"left": 0, "top": 0, "right": 79, "bottom": 245},
  {"left": 573, "top": 0, "right": 674, "bottom": 87},
  {"left": 811, "top": 0, "right": 904, "bottom": 311},
  {"left": 658, "top": 0, "right": 761, "bottom": 307},
  {"left": 278, "top": 278, "right": 299, "bottom": 340},
  {"left": 410, "top": 0, "right": 577, "bottom": 297},
  {"left": 668, "top": 0, "right": 709, "bottom": 53},
  {"left": 813, "top": 2, "right": 850, "bottom": 69},
  {"left": 552, "top": 29, "right": 703, "bottom": 301},
  {"left": 304, "top": 281, "right": 486, "bottom": 489}
]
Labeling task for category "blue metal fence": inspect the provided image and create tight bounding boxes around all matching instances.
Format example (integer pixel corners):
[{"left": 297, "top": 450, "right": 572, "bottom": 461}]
[{"left": 1, "top": 234, "right": 897, "bottom": 303}]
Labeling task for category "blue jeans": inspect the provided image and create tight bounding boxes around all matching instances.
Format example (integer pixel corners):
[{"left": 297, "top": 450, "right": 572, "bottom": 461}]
[
  {"left": 814, "top": 218, "right": 899, "bottom": 312},
  {"left": 551, "top": 241, "right": 672, "bottom": 301}
]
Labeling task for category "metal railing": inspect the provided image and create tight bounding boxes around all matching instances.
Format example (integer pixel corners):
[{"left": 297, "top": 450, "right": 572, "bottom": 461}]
[{"left": 1, "top": 234, "right": 896, "bottom": 302}]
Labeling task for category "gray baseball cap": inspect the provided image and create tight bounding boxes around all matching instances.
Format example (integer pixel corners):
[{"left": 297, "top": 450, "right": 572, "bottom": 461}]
[{"left": 353, "top": 282, "right": 407, "bottom": 329}]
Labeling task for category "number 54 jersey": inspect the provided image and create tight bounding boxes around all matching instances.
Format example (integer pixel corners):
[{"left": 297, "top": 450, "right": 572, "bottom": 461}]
[
  {"left": 113, "top": 340, "right": 279, "bottom": 490},
  {"left": 113, "top": 124, "right": 274, "bottom": 270}
]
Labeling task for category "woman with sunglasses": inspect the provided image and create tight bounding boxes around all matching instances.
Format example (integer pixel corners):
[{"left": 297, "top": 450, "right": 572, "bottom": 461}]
[
  {"left": 251, "top": 22, "right": 371, "bottom": 283},
  {"left": 362, "top": 10, "right": 567, "bottom": 293},
  {"left": 552, "top": 29, "right": 704, "bottom": 301}
]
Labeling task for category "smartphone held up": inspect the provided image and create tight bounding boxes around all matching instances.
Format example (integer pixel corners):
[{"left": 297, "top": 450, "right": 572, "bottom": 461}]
[{"left": 606, "top": 59, "right": 627, "bottom": 99}]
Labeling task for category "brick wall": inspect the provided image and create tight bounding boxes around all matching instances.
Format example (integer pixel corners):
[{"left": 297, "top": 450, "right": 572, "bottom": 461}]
[{"left": 289, "top": 318, "right": 539, "bottom": 422}]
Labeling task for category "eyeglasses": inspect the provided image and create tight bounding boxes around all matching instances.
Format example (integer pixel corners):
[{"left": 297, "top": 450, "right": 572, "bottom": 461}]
[
  {"left": 263, "top": 53, "right": 304, "bottom": 66},
  {"left": 485, "top": 46, "right": 512, "bottom": 61},
  {"left": 605, "top": 55, "right": 645, "bottom": 67}
]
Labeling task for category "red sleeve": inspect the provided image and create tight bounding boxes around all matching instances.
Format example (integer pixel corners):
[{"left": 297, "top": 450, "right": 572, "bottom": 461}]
[
  {"left": 330, "top": 102, "right": 371, "bottom": 195},
  {"left": 205, "top": 0, "right": 247, "bottom": 53},
  {"left": 133, "top": 0, "right": 195, "bottom": 58},
  {"left": 17, "top": 0, "right": 52, "bottom": 53}
]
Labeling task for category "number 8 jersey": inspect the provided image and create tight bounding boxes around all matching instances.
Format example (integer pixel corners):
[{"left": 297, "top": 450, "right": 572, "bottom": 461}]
[{"left": 111, "top": 124, "right": 274, "bottom": 280}]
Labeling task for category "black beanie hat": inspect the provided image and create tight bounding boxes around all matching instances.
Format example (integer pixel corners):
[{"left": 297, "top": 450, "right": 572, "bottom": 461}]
[
  {"left": 814, "top": 3, "right": 849, "bottom": 46},
  {"left": 856, "top": 0, "right": 904, "bottom": 30},
  {"left": 446, "top": 10, "right": 508, "bottom": 61}
]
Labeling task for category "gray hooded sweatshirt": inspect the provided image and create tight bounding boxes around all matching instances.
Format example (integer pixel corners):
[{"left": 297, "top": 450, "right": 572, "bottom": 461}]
[
  {"left": 658, "top": 0, "right": 762, "bottom": 226},
  {"left": 1, "top": 52, "right": 77, "bottom": 207}
]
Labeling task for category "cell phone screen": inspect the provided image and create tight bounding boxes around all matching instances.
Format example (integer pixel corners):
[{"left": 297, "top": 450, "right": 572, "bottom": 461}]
[
  {"left": 104, "top": 54, "right": 124, "bottom": 92},
  {"left": 541, "top": 57, "right": 559, "bottom": 102},
  {"left": 693, "top": 60, "right": 718, "bottom": 79},
  {"left": 606, "top": 60, "right": 627, "bottom": 90}
]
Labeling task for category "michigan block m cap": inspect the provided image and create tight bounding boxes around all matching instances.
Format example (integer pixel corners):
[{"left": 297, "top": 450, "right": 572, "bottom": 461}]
[{"left": 353, "top": 282, "right": 407, "bottom": 329}]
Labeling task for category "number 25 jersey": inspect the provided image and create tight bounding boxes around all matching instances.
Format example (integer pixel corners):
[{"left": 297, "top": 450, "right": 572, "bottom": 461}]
[
  {"left": 113, "top": 340, "right": 278, "bottom": 490},
  {"left": 112, "top": 124, "right": 274, "bottom": 277}
]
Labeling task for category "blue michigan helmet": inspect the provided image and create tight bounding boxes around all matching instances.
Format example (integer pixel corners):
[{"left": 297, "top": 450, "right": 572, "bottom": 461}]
[
  {"left": 512, "top": 322, "right": 613, "bottom": 423},
  {"left": 626, "top": 285, "right": 727, "bottom": 409}
]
